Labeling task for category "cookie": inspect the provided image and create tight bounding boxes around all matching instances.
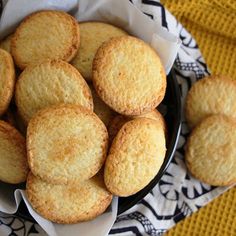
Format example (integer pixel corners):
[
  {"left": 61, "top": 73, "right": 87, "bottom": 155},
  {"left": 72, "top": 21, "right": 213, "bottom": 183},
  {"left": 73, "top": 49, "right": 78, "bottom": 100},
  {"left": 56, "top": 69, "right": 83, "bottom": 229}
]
[
  {"left": 0, "top": 120, "right": 28, "bottom": 184},
  {"left": 104, "top": 118, "right": 166, "bottom": 196},
  {"left": 2, "top": 108, "right": 17, "bottom": 127},
  {"left": 0, "top": 34, "right": 13, "bottom": 53},
  {"left": 185, "top": 76, "right": 236, "bottom": 128},
  {"left": 90, "top": 84, "right": 115, "bottom": 127},
  {"left": 11, "top": 10, "right": 80, "bottom": 69},
  {"left": 109, "top": 110, "right": 166, "bottom": 141},
  {"left": 27, "top": 104, "right": 108, "bottom": 185},
  {"left": 93, "top": 36, "right": 166, "bottom": 115},
  {"left": 0, "top": 49, "right": 15, "bottom": 116},
  {"left": 15, "top": 60, "right": 93, "bottom": 124},
  {"left": 130, "top": 110, "right": 166, "bottom": 134},
  {"left": 185, "top": 115, "right": 236, "bottom": 186},
  {"left": 71, "top": 22, "right": 127, "bottom": 81},
  {"left": 26, "top": 172, "right": 112, "bottom": 223},
  {"left": 14, "top": 111, "right": 27, "bottom": 137},
  {"left": 2, "top": 103, "right": 27, "bottom": 136},
  {"left": 108, "top": 115, "right": 130, "bottom": 142}
]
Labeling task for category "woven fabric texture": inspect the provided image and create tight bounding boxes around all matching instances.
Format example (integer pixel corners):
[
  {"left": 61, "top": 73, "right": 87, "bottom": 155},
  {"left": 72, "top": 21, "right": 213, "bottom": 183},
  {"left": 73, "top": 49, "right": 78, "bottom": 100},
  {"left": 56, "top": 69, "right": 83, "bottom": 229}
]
[
  {"left": 165, "top": 188, "right": 236, "bottom": 236},
  {"left": 162, "top": 0, "right": 236, "bottom": 79},
  {"left": 161, "top": 0, "right": 236, "bottom": 235}
]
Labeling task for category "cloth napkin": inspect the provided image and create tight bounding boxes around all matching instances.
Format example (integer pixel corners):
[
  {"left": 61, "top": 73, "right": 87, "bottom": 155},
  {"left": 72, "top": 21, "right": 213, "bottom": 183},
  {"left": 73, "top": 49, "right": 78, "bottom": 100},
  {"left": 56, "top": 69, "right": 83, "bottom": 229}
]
[{"left": 0, "top": 0, "right": 232, "bottom": 235}]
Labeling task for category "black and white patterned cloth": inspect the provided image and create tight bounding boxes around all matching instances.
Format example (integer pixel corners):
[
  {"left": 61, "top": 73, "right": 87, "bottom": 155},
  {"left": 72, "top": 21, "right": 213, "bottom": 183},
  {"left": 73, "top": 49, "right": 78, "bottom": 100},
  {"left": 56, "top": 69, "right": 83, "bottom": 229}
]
[{"left": 0, "top": 0, "right": 230, "bottom": 235}]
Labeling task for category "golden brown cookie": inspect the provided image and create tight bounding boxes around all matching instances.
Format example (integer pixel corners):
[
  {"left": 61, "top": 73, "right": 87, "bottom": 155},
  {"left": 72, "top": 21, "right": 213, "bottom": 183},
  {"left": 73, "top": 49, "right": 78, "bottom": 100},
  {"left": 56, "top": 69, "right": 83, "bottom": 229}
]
[
  {"left": 185, "top": 115, "right": 236, "bottom": 186},
  {"left": 108, "top": 115, "right": 130, "bottom": 142},
  {"left": 15, "top": 60, "right": 93, "bottom": 124},
  {"left": 11, "top": 10, "right": 80, "bottom": 69},
  {"left": 0, "top": 34, "right": 13, "bottom": 53},
  {"left": 0, "top": 49, "right": 15, "bottom": 116},
  {"left": 185, "top": 76, "right": 236, "bottom": 128},
  {"left": 2, "top": 103, "right": 27, "bottom": 136},
  {"left": 93, "top": 36, "right": 166, "bottom": 116},
  {"left": 104, "top": 118, "right": 166, "bottom": 196},
  {"left": 14, "top": 111, "right": 27, "bottom": 137},
  {"left": 26, "top": 172, "right": 112, "bottom": 223},
  {"left": 0, "top": 120, "right": 28, "bottom": 184},
  {"left": 71, "top": 22, "right": 127, "bottom": 81},
  {"left": 109, "top": 110, "right": 166, "bottom": 141},
  {"left": 130, "top": 110, "right": 166, "bottom": 134},
  {"left": 2, "top": 107, "right": 16, "bottom": 127},
  {"left": 27, "top": 104, "right": 108, "bottom": 185},
  {"left": 90, "top": 84, "right": 115, "bottom": 127}
]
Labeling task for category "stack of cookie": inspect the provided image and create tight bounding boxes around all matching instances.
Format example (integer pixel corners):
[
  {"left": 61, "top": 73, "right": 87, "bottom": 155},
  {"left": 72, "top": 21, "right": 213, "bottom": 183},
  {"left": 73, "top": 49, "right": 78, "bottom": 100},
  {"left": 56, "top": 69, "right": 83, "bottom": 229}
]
[
  {"left": 0, "top": 10, "right": 167, "bottom": 223},
  {"left": 185, "top": 76, "right": 236, "bottom": 186}
]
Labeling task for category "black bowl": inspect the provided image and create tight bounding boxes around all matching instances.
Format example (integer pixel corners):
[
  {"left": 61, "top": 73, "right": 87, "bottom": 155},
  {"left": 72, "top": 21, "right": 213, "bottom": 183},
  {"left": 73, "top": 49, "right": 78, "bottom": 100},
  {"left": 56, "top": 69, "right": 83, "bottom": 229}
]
[{"left": 15, "top": 68, "right": 181, "bottom": 220}]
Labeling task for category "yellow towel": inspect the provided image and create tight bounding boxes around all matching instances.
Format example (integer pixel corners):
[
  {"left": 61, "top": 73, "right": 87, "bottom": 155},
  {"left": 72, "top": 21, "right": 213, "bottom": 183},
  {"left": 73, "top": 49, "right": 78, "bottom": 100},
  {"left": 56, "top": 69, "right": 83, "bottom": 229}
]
[
  {"left": 162, "top": 0, "right": 236, "bottom": 80},
  {"left": 161, "top": 0, "right": 236, "bottom": 235}
]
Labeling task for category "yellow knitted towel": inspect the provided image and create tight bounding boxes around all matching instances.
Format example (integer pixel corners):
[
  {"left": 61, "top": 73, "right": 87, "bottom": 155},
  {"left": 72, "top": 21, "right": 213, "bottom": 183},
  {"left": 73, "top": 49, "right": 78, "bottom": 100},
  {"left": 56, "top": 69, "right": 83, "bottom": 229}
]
[
  {"left": 161, "top": 0, "right": 236, "bottom": 235},
  {"left": 162, "top": 0, "right": 236, "bottom": 79}
]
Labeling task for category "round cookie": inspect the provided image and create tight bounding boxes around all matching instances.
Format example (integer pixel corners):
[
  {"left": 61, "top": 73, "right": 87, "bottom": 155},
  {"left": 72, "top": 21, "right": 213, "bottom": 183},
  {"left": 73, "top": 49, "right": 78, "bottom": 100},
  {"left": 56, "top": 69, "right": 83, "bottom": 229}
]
[
  {"left": 0, "top": 120, "right": 28, "bottom": 184},
  {"left": 185, "top": 115, "right": 236, "bottom": 186},
  {"left": 90, "top": 84, "right": 115, "bottom": 127},
  {"left": 0, "top": 34, "right": 13, "bottom": 53},
  {"left": 14, "top": 111, "right": 27, "bottom": 137},
  {"left": 27, "top": 104, "right": 108, "bottom": 185},
  {"left": 130, "top": 110, "right": 166, "bottom": 134},
  {"left": 185, "top": 76, "right": 236, "bottom": 128},
  {"left": 2, "top": 104, "right": 27, "bottom": 136},
  {"left": 0, "top": 49, "right": 15, "bottom": 116},
  {"left": 108, "top": 115, "right": 130, "bottom": 142},
  {"left": 109, "top": 110, "right": 166, "bottom": 141},
  {"left": 104, "top": 118, "right": 166, "bottom": 196},
  {"left": 11, "top": 10, "right": 80, "bottom": 69},
  {"left": 26, "top": 172, "right": 112, "bottom": 223},
  {"left": 71, "top": 22, "right": 127, "bottom": 81},
  {"left": 15, "top": 60, "right": 93, "bottom": 124},
  {"left": 93, "top": 36, "right": 166, "bottom": 116},
  {"left": 2, "top": 108, "right": 17, "bottom": 128}
]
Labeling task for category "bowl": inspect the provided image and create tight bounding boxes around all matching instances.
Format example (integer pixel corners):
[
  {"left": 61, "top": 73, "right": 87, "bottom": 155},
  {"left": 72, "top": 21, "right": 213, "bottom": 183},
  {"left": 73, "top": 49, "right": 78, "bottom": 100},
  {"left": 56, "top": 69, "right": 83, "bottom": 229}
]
[{"left": 15, "top": 68, "right": 181, "bottom": 220}]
